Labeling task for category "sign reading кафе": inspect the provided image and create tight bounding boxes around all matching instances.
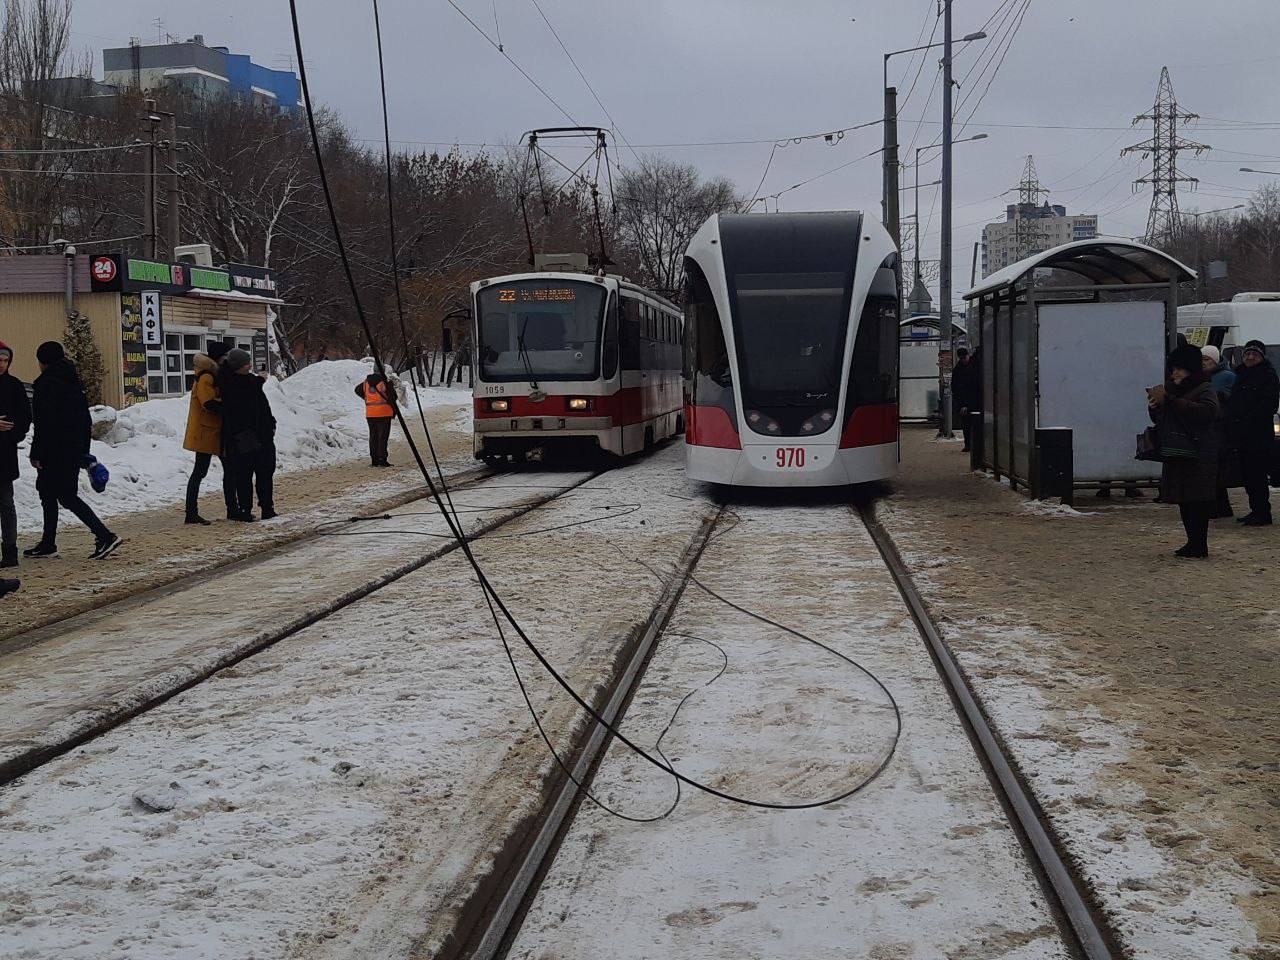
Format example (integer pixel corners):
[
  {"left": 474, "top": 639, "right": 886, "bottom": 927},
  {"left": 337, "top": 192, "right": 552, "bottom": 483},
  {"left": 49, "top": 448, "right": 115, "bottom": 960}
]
[{"left": 90, "top": 254, "right": 276, "bottom": 298}]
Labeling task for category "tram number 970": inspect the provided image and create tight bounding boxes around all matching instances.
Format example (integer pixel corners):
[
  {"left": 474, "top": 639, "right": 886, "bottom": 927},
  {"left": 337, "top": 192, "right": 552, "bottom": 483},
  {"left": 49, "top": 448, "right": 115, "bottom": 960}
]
[{"left": 775, "top": 447, "right": 806, "bottom": 469}]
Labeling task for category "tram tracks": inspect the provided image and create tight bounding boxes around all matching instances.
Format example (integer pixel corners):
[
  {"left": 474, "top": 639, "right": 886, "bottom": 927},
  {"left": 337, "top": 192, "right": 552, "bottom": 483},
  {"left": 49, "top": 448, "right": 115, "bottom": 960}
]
[
  {"left": 859, "top": 502, "right": 1120, "bottom": 960},
  {"left": 0, "top": 467, "right": 600, "bottom": 791},
  {"left": 460, "top": 494, "right": 1121, "bottom": 960}
]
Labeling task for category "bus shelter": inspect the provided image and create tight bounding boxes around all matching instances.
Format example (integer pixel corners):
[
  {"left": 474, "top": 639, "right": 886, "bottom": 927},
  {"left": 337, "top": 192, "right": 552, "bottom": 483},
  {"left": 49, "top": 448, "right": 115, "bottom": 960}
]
[
  {"left": 963, "top": 239, "right": 1195, "bottom": 502},
  {"left": 898, "top": 315, "right": 967, "bottom": 421}
]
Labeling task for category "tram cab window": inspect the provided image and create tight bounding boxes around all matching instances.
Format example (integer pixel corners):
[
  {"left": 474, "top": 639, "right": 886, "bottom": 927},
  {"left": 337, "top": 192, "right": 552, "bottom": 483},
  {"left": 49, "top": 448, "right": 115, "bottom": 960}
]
[
  {"left": 620, "top": 295, "right": 642, "bottom": 368},
  {"left": 848, "top": 261, "right": 900, "bottom": 407},
  {"left": 476, "top": 278, "right": 605, "bottom": 381},
  {"left": 684, "top": 258, "right": 733, "bottom": 397}
]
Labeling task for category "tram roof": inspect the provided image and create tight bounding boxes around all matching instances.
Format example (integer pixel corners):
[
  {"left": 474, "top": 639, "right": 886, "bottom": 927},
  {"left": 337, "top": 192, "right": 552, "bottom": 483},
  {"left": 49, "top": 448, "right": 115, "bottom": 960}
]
[{"left": 965, "top": 238, "right": 1196, "bottom": 300}]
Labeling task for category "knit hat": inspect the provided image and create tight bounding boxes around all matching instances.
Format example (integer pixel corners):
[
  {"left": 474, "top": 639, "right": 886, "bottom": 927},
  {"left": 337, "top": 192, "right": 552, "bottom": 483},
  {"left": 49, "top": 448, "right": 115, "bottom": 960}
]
[
  {"left": 1201, "top": 345, "right": 1220, "bottom": 365},
  {"left": 36, "top": 341, "right": 65, "bottom": 364},
  {"left": 225, "top": 348, "right": 252, "bottom": 370},
  {"left": 0, "top": 339, "right": 11, "bottom": 361},
  {"left": 1168, "top": 344, "right": 1204, "bottom": 376},
  {"left": 1243, "top": 339, "right": 1267, "bottom": 358},
  {"left": 206, "top": 341, "right": 231, "bottom": 361}
]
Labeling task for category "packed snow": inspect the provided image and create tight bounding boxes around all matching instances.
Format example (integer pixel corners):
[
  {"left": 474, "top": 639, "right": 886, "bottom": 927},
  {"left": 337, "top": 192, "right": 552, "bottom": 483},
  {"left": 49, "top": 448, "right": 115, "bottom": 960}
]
[{"left": 11, "top": 360, "right": 471, "bottom": 531}]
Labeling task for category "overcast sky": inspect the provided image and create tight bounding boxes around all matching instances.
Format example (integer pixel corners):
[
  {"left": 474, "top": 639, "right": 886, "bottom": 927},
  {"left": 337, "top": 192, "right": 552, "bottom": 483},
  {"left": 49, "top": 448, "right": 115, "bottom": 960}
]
[{"left": 70, "top": 0, "right": 1280, "bottom": 306}]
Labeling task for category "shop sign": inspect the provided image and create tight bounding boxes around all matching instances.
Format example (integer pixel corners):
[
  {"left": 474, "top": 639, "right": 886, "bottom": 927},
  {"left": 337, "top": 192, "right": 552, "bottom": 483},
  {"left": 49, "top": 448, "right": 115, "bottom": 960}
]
[
  {"left": 228, "top": 263, "right": 279, "bottom": 296},
  {"left": 141, "top": 290, "right": 163, "bottom": 346},
  {"left": 251, "top": 331, "right": 269, "bottom": 372},
  {"left": 120, "top": 294, "right": 149, "bottom": 407},
  {"left": 90, "top": 254, "right": 123, "bottom": 292}
]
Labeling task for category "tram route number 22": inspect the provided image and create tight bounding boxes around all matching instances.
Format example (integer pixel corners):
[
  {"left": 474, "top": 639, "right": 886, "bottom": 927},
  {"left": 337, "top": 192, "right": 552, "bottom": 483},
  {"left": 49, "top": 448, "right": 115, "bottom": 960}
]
[{"left": 775, "top": 447, "right": 806, "bottom": 468}]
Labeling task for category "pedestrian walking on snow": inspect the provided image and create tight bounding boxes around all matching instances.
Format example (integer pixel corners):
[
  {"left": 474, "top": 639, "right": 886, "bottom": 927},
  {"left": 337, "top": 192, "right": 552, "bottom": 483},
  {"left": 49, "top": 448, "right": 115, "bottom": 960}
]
[
  {"left": 0, "top": 339, "right": 32, "bottom": 568},
  {"left": 1227, "top": 339, "right": 1279, "bottom": 526},
  {"left": 24, "top": 341, "right": 122, "bottom": 560},
  {"left": 355, "top": 372, "right": 396, "bottom": 467},
  {"left": 1149, "top": 343, "right": 1221, "bottom": 559},
  {"left": 183, "top": 345, "right": 235, "bottom": 525},
  {"left": 1202, "top": 346, "right": 1237, "bottom": 518},
  {"left": 218, "top": 349, "right": 278, "bottom": 521}
]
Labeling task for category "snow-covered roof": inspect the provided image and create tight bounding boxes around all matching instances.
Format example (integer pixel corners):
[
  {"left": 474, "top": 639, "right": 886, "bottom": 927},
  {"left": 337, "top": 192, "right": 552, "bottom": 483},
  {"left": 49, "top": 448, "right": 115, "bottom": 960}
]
[
  {"left": 187, "top": 287, "right": 285, "bottom": 306},
  {"left": 965, "top": 238, "right": 1196, "bottom": 300}
]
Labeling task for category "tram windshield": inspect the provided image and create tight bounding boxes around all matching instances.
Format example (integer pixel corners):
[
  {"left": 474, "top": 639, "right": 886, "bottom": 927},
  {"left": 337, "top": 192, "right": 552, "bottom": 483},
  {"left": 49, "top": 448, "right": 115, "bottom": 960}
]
[
  {"left": 477, "top": 279, "right": 606, "bottom": 382},
  {"left": 720, "top": 212, "right": 860, "bottom": 437}
]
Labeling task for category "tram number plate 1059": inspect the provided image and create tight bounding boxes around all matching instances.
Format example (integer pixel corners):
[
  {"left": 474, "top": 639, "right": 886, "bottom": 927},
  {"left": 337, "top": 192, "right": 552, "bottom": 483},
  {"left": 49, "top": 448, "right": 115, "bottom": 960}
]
[{"left": 775, "top": 447, "right": 806, "bottom": 468}]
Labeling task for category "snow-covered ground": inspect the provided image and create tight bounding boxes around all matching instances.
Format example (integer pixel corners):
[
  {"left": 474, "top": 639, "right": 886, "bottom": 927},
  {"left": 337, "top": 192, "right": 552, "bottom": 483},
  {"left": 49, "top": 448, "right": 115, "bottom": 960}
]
[
  {"left": 12, "top": 360, "right": 472, "bottom": 531},
  {"left": 0, "top": 445, "right": 717, "bottom": 960},
  {"left": 509, "top": 499, "right": 1068, "bottom": 959}
]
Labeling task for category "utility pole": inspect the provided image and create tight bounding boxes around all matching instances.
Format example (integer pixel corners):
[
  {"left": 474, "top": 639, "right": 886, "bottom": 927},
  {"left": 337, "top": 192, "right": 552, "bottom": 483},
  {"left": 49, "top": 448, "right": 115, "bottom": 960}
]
[
  {"left": 939, "top": 0, "right": 954, "bottom": 438},
  {"left": 883, "top": 84, "right": 900, "bottom": 250},
  {"left": 1122, "top": 67, "right": 1210, "bottom": 245},
  {"left": 165, "top": 112, "right": 180, "bottom": 256},
  {"left": 140, "top": 100, "right": 158, "bottom": 258}
]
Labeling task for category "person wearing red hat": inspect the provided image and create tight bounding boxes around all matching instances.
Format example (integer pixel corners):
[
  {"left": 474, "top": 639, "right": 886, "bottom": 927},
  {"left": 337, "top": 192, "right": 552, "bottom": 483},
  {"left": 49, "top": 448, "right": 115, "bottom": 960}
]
[{"left": 0, "top": 339, "right": 31, "bottom": 568}]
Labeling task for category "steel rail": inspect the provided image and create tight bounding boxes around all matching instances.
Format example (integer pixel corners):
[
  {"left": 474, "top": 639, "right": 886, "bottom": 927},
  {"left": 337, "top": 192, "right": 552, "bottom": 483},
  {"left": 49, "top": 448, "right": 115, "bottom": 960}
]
[
  {"left": 858, "top": 503, "right": 1117, "bottom": 960},
  {"left": 461, "top": 507, "right": 723, "bottom": 960},
  {"left": 0, "top": 469, "right": 597, "bottom": 789}
]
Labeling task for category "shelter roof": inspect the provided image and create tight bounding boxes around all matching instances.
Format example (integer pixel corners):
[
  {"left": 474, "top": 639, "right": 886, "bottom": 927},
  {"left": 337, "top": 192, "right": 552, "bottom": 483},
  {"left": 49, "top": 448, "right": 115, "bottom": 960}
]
[{"left": 965, "top": 238, "right": 1195, "bottom": 300}]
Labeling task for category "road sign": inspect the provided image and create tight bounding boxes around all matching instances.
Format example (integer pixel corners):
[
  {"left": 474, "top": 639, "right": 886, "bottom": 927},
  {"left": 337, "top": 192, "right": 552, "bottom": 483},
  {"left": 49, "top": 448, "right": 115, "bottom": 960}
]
[{"left": 141, "top": 290, "right": 163, "bottom": 346}]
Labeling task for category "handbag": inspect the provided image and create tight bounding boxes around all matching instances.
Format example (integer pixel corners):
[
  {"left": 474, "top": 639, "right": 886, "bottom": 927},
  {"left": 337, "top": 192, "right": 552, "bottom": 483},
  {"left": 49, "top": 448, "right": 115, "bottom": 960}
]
[
  {"left": 1135, "top": 426, "right": 1161, "bottom": 462},
  {"left": 1159, "top": 410, "right": 1199, "bottom": 461}
]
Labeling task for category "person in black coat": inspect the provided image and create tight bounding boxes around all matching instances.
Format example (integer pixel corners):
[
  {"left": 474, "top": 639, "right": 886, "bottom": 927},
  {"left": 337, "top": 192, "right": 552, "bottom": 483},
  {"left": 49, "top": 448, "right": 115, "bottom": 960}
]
[
  {"left": 25, "top": 341, "right": 121, "bottom": 560},
  {"left": 1227, "top": 339, "right": 1280, "bottom": 526},
  {"left": 950, "top": 347, "right": 981, "bottom": 452},
  {"left": 218, "top": 348, "right": 278, "bottom": 521},
  {"left": 0, "top": 339, "right": 32, "bottom": 568}
]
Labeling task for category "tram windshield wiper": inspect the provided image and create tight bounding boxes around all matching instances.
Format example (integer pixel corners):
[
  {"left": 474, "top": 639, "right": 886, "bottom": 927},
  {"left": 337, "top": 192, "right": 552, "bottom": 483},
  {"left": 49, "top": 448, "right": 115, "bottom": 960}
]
[{"left": 516, "top": 317, "right": 539, "bottom": 390}]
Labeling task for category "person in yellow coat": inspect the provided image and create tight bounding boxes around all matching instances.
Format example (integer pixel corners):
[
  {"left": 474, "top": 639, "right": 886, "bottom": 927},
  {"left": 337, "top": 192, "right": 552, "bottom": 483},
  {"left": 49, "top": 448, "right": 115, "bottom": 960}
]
[{"left": 183, "top": 344, "right": 233, "bottom": 524}]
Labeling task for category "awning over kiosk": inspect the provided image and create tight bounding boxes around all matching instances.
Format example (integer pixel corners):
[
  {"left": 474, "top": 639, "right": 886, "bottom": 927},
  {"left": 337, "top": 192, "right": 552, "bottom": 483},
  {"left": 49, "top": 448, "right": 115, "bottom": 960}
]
[{"left": 966, "top": 239, "right": 1195, "bottom": 300}]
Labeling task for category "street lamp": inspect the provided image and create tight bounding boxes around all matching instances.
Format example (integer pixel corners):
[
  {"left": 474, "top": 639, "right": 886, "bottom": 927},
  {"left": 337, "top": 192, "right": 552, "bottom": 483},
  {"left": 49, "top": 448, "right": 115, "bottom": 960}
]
[
  {"left": 904, "top": 134, "right": 988, "bottom": 317},
  {"left": 883, "top": 30, "right": 987, "bottom": 248},
  {"left": 1240, "top": 167, "right": 1280, "bottom": 176}
]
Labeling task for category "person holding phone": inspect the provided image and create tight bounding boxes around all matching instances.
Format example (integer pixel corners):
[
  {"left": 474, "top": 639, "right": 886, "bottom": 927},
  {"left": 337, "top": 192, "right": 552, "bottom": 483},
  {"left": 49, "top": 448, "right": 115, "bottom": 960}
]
[
  {"left": 218, "top": 349, "right": 277, "bottom": 521},
  {"left": 1149, "top": 343, "right": 1221, "bottom": 558},
  {"left": 0, "top": 339, "right": 31, "bottom": 568}
]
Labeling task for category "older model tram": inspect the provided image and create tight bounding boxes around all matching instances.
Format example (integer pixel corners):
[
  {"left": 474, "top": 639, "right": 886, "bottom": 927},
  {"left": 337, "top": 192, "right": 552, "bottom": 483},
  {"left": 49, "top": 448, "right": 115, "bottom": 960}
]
[
  {"left": 682, "top": 211, "right": 900, "bottom": 487},
  {"left": 471, "top": 260, "right": 683, "bottom": 461}
]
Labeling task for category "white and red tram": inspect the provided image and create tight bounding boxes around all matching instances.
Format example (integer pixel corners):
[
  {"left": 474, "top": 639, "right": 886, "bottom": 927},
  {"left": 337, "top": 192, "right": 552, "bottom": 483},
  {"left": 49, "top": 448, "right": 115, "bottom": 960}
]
[
  {"left": 682, "top": 211, "right": 900, "bottom": 487},
  {"left": 471, "top": 267, "right": 683, "bottom": 461}
]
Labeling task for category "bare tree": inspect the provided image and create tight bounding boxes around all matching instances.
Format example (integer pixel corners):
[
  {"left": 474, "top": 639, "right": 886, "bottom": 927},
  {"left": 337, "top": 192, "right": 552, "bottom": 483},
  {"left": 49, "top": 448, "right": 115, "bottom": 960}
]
[{"left": 616, "top": 156, "right": 740, "bottom": 299}]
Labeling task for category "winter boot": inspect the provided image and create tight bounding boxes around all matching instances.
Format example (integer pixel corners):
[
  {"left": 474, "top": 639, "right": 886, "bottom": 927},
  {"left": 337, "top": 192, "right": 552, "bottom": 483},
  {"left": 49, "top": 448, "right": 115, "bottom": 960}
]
[
  {"left": 1241, "top": 513, "right": 1273, "bottom": 527},
  {"left": 185, "top": 514, "right": 211, "bottom": 526},
  {"left": 0, "top": 544, "right": 16, "bottom": 568}
]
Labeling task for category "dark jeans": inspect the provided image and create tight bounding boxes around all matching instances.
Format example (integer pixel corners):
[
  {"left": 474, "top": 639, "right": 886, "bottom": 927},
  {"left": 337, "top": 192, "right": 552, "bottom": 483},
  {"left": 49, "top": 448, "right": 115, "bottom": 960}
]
[
  {"left": 37, "top": 467, "right": 112, "bottom": 546},
  {"left": 1178, "top": 501, "right": 1213, "bottom": 553},
  {"left": 368, "top": 417, "right": 392, "bottom": 465},
  {"left": 186, "top": 452, "right": 236, "bottom": 518},
  {"left": 230, "top": 444, "right": 276, "bottom": 514},
  {"left": 0, "top": 479, "right": 14, "bottom": 549},
  {"left": 1241, "top": 450, "right": 1272, "bottom": 518}
]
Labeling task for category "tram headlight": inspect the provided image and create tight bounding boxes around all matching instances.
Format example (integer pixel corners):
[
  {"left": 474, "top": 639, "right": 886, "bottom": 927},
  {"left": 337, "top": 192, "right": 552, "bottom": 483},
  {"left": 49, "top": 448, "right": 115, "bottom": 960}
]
[
  {"left": 488, "top": 398, "right": 510, "bottom": 412},
  {"left": 746, "top": 409, "right": 781, "bottom": 434},
  {"left": 567, "top": 397, "right": 590, "bottom": 411},
  {"left": 800, "top": 408, "right": 836, "bottom": 434}
]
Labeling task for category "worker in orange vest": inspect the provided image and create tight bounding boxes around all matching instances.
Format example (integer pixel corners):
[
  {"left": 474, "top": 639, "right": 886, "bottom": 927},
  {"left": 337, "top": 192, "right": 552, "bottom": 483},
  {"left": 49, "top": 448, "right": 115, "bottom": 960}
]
[{"left": 355, "top": 372, "right": 396, "bottom": 467}]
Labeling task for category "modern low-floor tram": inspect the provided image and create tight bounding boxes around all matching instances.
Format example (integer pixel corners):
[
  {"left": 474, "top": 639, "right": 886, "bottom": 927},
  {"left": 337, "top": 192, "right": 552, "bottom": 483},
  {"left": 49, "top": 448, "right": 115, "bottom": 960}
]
[
  {"left": 682, "top": 211, "right": 900, "bottom": 487},
  {"left": 471, "top": 267, "right": 683, "bottom": 461}
]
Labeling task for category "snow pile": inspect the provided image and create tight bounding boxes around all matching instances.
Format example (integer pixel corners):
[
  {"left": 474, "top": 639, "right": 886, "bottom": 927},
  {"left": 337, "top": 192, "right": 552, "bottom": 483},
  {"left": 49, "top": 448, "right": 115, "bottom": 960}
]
[
  {"left": 12, "top": 360, "right": 472, "bottom": 531},
  {"left": 1021, "top": 499, "right": 1099, "bottom": 518}
]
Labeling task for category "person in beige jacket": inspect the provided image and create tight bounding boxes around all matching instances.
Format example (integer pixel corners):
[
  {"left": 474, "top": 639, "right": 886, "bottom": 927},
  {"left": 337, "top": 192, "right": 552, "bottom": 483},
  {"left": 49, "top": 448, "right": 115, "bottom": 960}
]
[{"left": 183, "top": 344, "right": 233, "bottom": 524}]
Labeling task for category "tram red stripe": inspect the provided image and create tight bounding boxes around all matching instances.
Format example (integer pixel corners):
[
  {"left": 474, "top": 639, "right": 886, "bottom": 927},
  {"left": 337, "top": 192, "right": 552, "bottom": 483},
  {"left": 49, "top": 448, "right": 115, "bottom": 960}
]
[
  {"left": 685, "top": 404, "right": 742, "bottom": 450},
  {"left": 839, "top": 403, "right": 898, "bottom": 448},
  {"left": 474, "top": 383, "right": 681, "bottom": 426}
]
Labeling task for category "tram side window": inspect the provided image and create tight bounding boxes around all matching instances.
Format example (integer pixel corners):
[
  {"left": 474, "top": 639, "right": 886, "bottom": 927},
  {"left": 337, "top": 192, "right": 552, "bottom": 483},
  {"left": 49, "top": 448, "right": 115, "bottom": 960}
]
[
  {"left": 848, "top": 261, "right": 900, "bottom": 407},
  {"left": 684, "top": 258, "right": 733, "bottom": 401},
  {"left": 620, "top": 295, "right": 642, "bottom": 369},
  {"left": 602, "top": 292, "right": 619, "bottom": 378}
]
